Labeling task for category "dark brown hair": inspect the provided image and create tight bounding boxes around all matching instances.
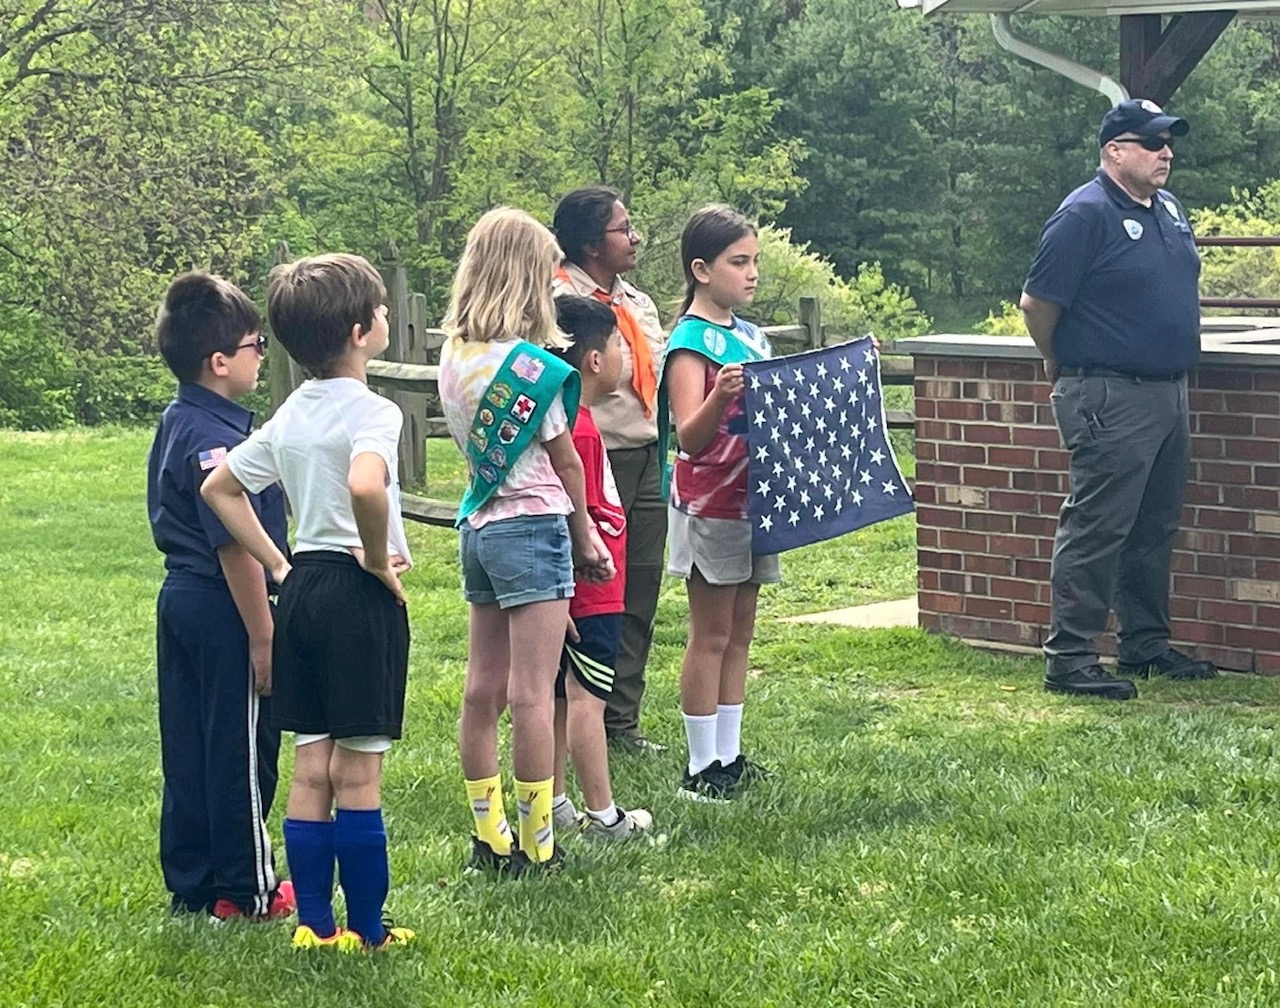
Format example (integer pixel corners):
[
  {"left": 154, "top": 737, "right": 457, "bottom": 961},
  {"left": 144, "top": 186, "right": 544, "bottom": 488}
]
[
  {"left": 677, "top": 205, "right": 757, "bottom": 317},
  {"left": 155, "top": 272, "right": 260, "bottom": 383}
]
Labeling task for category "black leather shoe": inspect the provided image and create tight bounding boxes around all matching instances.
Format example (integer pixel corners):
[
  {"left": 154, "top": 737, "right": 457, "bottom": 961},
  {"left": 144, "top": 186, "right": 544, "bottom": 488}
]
[
  {"left": 1044, "top": 664, "right": 1138, "bottom": 700},
  {"left": 1117, "top": 647, "right": 1218, "bottom": 681}
]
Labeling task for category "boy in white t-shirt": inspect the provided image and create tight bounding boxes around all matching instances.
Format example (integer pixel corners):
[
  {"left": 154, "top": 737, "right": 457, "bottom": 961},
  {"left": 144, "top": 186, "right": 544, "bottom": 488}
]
[{"left": 201, "top": 253, "right": 414, "bottom": 952}]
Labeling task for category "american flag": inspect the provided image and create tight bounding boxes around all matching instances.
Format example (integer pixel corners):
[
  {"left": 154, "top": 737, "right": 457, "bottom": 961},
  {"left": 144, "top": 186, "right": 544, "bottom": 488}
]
[{"left": 744, "top": 337, "right": 914, "bottom": 554}]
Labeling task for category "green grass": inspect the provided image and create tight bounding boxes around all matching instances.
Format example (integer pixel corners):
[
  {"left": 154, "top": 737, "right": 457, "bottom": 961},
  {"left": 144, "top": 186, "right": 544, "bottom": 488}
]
[{"left": 5, "top": 429, "right": 1280, "bottom": 1006}]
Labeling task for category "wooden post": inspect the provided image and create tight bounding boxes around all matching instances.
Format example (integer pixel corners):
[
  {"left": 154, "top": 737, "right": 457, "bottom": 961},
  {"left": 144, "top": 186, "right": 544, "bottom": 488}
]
[
  {"left": 798, "top": 295, "right": 824, "bottom": 349},
  {"left": 267, "top": 240, "right": 303, "bottom": 417},
  {"left": 1119, "top": 11, "right": 1234, "bottom": 105},
  {"left": 378, "top": 242, "right": 428, "bottom": 487}
]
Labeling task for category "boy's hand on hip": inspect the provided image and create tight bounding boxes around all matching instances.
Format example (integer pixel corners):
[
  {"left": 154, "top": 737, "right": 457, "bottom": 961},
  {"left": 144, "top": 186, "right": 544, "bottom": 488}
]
[{"left": 354, "top": 548, "right": 409, "bottom": 606}]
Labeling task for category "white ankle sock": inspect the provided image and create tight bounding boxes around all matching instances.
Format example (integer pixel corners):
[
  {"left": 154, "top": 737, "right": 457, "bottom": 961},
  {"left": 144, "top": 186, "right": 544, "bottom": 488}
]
[
  {"left": 684, "top": 713, "right": 719, "bottom": 776},
  {"left": 587, "top": 803, "right": 620, "bottom": 825},
  {"left": 716, "top": 703, "right": 744, "bottom": 767}
]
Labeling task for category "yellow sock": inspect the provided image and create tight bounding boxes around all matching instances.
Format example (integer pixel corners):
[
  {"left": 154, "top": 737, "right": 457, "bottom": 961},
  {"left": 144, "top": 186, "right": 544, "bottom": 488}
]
[
  {"left": 515, "top": 777, "right": 555, "bottom": 862},
  {"left": 465, "top": 775, "right": 512, "bottom": 856}
]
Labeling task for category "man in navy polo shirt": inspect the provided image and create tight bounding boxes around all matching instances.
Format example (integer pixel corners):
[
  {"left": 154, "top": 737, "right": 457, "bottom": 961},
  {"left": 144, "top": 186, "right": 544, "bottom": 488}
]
[{"left": 1020, "top": 99, "right": 1218, "bottom": 700}]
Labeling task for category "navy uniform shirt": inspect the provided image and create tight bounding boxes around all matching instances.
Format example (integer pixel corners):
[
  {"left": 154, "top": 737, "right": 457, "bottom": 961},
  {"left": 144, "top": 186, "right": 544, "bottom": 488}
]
[
  {"left": 1024, "top": 169, "right": 1201, "bottom": 376},
  {"left": 147, "top": 383, "right": 289, "bottom": 586}
]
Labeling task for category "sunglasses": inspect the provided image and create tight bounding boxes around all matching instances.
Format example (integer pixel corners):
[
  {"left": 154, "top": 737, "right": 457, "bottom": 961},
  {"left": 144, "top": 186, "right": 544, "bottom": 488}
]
[
  {"left": 1112, "top": 135, "right": 1174, "bottom": 152},
  {"left": 234, "top": 334, "right": 268, "bottom": 354}
]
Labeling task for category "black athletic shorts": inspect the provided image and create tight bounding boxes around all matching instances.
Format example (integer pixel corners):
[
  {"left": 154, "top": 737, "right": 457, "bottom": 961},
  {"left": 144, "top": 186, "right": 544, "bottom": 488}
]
[
  {"left": 557, "top": 612, "right": 621, "bottom": 702},
  {"left": 271, "top": 551, "right": 409, "bottom": 738}
]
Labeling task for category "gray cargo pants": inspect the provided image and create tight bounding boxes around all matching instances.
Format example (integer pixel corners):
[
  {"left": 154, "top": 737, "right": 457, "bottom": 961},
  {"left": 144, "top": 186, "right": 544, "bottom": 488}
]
[{"left": 1044, "top": 372, "right": 1191, "bottom": 674}]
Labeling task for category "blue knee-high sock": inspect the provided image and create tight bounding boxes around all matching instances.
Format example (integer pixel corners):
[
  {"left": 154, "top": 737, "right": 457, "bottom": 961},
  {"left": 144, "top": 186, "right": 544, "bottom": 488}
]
[
  {"left": 333, "top": 808, "right": 389, "bottom": 945},
  {"left": 282, "top": 817, "right": 336, "bottom": 937}
]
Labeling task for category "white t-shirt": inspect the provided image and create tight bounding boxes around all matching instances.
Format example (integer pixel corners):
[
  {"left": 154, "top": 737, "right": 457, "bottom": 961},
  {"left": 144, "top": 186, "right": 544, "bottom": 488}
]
[
  {"left": 439, "top": 336, "right": 572, "bottom": 529},
  {"left": 227, "top": 377, "right": 412, "bottom": 565}
]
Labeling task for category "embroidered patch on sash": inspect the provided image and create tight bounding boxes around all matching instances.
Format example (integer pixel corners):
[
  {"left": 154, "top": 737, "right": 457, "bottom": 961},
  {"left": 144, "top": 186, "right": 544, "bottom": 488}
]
[
  {"left": 198, "top": 446, "right": 228, "bottom": 471},
  {"left": 498, "top": 419, "right": 520, "bottom": 444},
  {"left": 511, "top": 394, "right": 536, "bottom": 423},
  {"left": 487, "top": 381, "right": 514, "bottom": 409},
  {"left": 479, "top": 407, "right": 495, "bottom": 426},
  {"left": 487, "top": 446, "right": 507, "bottom": 467},
  {"left": 511, "top": 353, "right": 545, "bottom": 383},
  {"left": 478, "top": 463, "right": 500, "bottom": 484},
  {"left": 703, "top": 327, "right": 727, "bottom": 357},
  {"left": 469, "top": 428, "right": 489, "bottom": 452}
]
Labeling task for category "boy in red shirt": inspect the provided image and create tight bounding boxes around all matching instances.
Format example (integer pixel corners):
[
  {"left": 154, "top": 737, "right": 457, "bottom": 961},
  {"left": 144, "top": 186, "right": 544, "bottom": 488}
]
[{"left": 550, "top": 296, "right": 654, "bottom": 841}]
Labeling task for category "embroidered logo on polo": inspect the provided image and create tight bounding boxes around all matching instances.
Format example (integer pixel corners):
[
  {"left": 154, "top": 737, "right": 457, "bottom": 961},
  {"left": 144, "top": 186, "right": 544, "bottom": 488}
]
[
  {"left": 486, "top": 381, "right": 513, "bottom": 409},
  {"left": 510, "top": 353, "right": 545, "bottom": 383},
  {"left": 1123, "top": 219, "right": 1143, "bottom": 240},
  {"left": 511, "top": 393, "right": 537, "bottom": 424}
]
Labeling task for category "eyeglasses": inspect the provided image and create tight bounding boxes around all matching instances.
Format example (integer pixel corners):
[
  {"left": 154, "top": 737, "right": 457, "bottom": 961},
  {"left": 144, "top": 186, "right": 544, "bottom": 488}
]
[
  {"left": 235, "top": 334, "right": 268, "bottom": 354},
  {"left": 1112, "top": 135, "right": 1174, "bottom": 152},
  {"left": 604, "top": 224, "right": 640, "bottom": 239}
]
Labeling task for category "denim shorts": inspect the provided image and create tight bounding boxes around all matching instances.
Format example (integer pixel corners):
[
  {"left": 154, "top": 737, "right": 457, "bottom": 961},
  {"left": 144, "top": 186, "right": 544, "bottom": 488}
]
[{"left": 460, "top": 514, "right": 575, "bottom": 609}]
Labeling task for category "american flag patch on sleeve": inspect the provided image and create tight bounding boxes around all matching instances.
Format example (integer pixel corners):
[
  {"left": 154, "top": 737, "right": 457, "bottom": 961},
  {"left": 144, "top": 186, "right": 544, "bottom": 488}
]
[{"left": 198, "top": 446, "right": 228, "bottom": 471}]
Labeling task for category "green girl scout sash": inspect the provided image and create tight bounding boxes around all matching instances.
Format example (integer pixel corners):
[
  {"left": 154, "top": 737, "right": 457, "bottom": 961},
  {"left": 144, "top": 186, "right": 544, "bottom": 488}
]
[
  {"left": 456, "top": 341, "right": 580, "bottom": 525},
  {"left": 656, "top": 316, "right": 768, "bottom": 499}
]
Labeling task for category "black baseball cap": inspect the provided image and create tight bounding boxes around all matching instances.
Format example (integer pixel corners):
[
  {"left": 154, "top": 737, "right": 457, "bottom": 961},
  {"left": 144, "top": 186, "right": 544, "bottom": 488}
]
[{"left": 1099, "top": 99, "right": 1189, "bottom": 146}]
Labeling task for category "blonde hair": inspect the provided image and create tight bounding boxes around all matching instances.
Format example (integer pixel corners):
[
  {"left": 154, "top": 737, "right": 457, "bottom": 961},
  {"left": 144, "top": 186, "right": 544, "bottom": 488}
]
[{"left": 443, "top": 207, "right": 567, "bottom": 347}]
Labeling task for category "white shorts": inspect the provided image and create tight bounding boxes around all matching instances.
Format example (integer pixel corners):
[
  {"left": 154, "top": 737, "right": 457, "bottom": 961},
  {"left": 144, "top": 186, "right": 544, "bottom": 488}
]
[
  {"left": 666, "top": 505, "right": 781, "bottom": 586},
  {"left": 294, "top": 733, "right": 393, "bottom": 754}
]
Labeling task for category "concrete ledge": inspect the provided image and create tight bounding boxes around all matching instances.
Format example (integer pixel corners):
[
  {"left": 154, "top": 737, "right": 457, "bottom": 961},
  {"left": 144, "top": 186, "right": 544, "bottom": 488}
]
[{"left": 899, "top": 329, "right": 1280, "bottom": 368}]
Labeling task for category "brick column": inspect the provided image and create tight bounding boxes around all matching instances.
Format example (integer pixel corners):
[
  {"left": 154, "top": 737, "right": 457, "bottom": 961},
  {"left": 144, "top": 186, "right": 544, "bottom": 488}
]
[{"left": 906, "top": 338, "right": 1280, "bottom": 674}]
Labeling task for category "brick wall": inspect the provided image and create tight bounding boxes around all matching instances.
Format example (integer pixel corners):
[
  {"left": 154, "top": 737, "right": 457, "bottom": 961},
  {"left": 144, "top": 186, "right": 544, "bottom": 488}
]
[{"left": 912, "top": 355, "right": 1280, "bottom": 673}]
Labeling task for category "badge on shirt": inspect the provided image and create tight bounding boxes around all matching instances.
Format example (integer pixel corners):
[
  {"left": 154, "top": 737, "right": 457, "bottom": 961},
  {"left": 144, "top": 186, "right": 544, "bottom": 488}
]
[
  {"left": 1161, "top": 199, "right": 1180, "bottom": 221},
  {"left": 1123, "top": 219, "right": 1143, "bottom": 241},
  {"left": 198, "top": 446, "right": 228, "bottom": 471}
]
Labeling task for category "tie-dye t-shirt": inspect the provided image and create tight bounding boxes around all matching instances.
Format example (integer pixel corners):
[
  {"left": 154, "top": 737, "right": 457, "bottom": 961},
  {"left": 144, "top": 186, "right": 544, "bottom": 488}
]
[{"left": 439, "top": 336, "right": 572, "bottom": 529}]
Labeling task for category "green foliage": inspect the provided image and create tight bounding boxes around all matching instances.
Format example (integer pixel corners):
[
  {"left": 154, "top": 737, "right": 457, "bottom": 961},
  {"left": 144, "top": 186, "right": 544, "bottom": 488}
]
[
  {"left": 753, "top": 227, "right": 930, "bottom": 346},
  {"left": 975, "top": 300, "right": 1030, "bottom": 336},
  {"left": 1192, "top": 182, "right": 1280, "bottom": 312},
  {"left": 71, "top": 352, "right": 176, "bottom": 427},
  {"left": 0, "top": 307, "right": 76, "bottom": 429}
]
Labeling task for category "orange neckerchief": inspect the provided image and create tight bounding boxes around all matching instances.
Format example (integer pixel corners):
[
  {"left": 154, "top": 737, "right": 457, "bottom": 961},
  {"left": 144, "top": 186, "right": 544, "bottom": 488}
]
[{"left": 556, "top": 267, "right": 656, "bottom": 418}]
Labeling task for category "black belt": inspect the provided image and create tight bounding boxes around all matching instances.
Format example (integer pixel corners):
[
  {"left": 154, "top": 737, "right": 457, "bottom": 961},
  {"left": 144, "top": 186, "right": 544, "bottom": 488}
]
[{"left": 1056, "top": 366, "right": 1185, "bottom": 382}]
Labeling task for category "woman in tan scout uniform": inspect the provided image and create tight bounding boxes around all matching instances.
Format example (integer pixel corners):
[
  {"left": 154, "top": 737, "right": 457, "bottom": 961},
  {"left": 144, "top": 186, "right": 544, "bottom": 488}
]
[{"left": 552, "top": 186, "right": 668, "bottom": 753}]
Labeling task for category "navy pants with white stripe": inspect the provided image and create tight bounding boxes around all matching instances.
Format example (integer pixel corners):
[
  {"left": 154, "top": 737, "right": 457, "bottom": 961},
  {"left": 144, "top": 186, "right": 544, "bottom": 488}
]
[{"left": 157, "top": 582, "right": 281, "bottom": 914}]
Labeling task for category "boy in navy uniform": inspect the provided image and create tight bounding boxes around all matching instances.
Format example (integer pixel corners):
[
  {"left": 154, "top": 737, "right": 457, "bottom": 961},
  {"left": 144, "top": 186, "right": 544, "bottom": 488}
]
[
  {"left": 147, "top": 272, "right": 295, "bottom": 921},
  {"left": 202, "top": 253, "right": 415, "bottom": 951}
]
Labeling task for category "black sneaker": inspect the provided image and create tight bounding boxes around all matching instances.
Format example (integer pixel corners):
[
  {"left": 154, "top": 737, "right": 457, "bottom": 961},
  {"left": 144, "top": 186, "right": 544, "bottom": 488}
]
[
  {"left": 1044, "top": 664, "right": 1138, "bottom": 700},
  {"left": 677, "top": 760, "right": 738, "bottom": 803},
  {"left": 722, "top": 754, "right": 772, "bottom": 787},
  {"left": 1118, "top": 647, "right": 1218, "bottom": 681},
  {"left": 463, "top": 836, "right": 513, "bottom": 877},
  {"left": 510, "top": 845, "right": 567, "bottom": 878}
]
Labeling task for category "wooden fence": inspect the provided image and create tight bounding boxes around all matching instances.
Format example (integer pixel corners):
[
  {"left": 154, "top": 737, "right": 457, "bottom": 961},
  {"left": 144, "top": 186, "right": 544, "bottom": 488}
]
[{"left": 266, "top": 246, "right": 915, "bottom": 527}]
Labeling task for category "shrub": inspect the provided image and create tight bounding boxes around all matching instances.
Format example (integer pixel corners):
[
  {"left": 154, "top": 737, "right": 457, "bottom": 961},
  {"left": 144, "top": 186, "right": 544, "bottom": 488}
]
[{"left": 0, "top": 307, "right": 77, "bottom": 430}]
